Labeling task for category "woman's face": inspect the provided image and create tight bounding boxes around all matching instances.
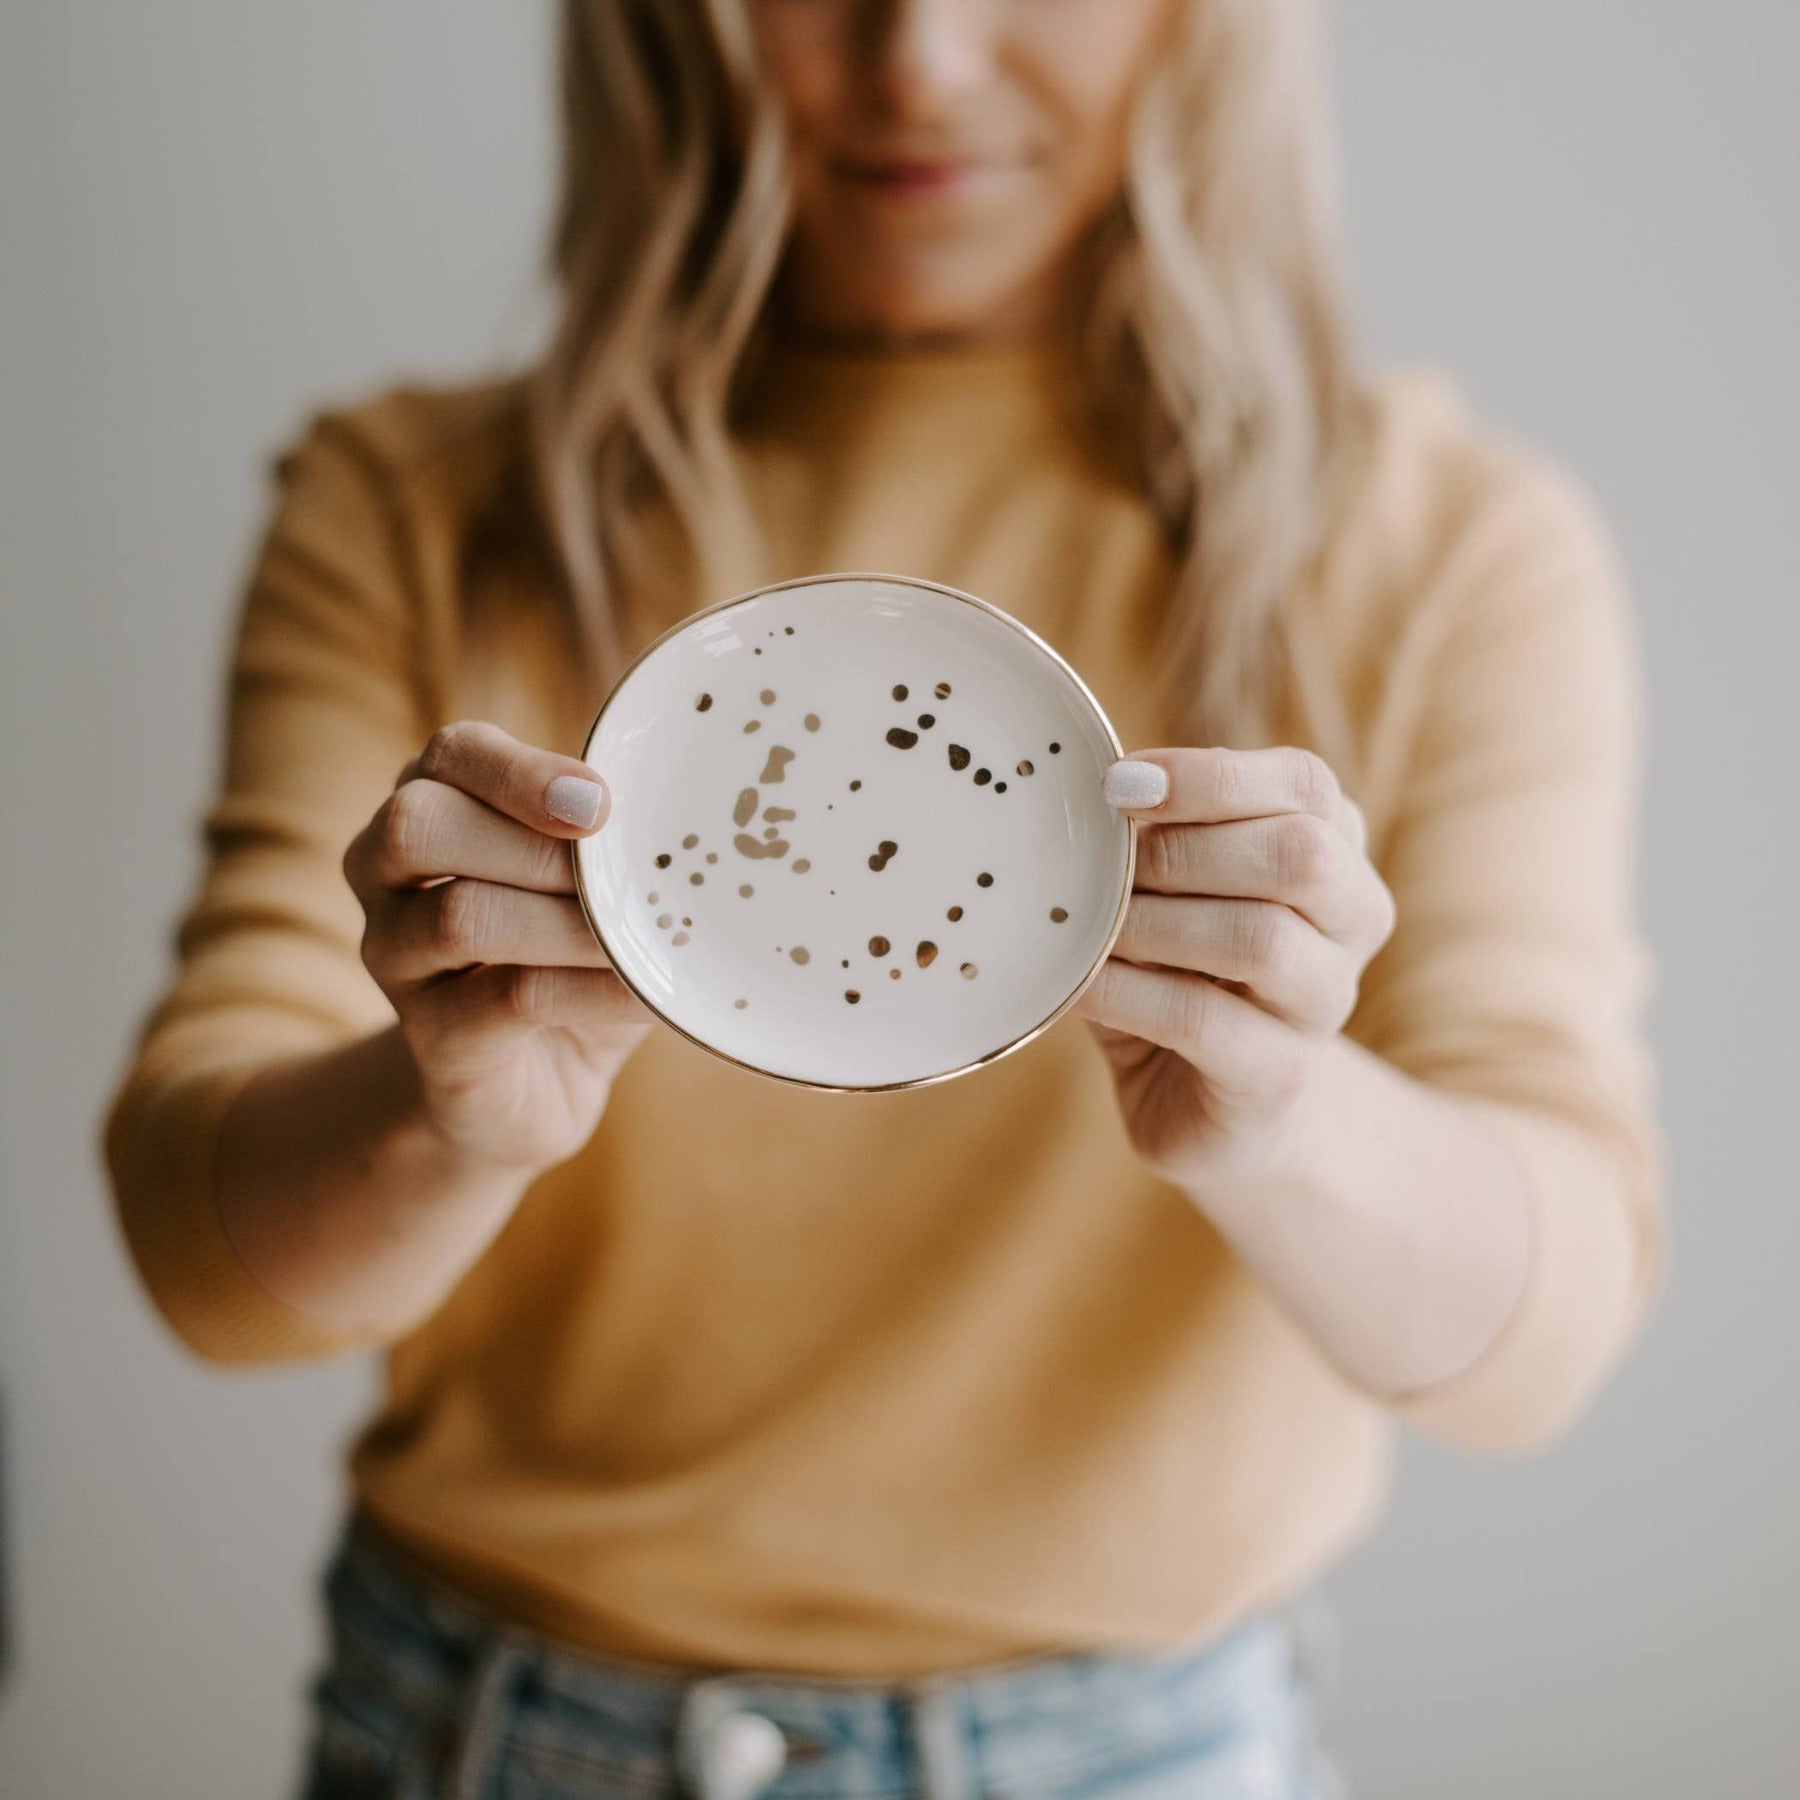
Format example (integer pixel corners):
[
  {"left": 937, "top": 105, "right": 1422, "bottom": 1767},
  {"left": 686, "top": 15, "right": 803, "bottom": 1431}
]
[{"left": 744, "top": 0, "right": 1178, "bottom": 343}]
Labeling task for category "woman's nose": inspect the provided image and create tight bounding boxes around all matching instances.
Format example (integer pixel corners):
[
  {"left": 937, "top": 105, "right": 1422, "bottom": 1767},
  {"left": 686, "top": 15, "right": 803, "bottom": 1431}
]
[{"left": 863, "top": 0, "right": 998, "bottom": 115}]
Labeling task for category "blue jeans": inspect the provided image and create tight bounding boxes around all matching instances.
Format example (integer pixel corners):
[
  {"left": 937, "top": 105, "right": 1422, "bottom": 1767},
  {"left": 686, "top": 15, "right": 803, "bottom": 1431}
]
[{"left": 296, "top": 1517, "right": 1343, "bottom": 1799}]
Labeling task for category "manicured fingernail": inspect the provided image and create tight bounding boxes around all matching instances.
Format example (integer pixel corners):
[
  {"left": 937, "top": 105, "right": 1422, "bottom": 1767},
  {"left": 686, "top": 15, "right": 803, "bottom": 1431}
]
[
  {"left": 1102, "top": 759, "right": 1169, "bottom": 810},
  {"left": 546, "top": 774, "right": 606, "bottom": 829}
]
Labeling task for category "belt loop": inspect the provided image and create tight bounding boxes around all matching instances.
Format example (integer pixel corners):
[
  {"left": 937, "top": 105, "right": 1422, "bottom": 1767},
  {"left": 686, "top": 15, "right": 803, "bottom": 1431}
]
[
  {"left": 444, "top": 1627, "right": 532, "bottom": 1800},
  {"left": 905, "top": 1681, "right": 976, "bottom": 1800}
]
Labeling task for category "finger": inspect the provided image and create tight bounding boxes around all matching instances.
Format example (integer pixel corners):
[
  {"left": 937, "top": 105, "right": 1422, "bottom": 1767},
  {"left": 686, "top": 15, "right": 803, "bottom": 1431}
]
[
  {"left": 408, "top": 719, "right": 611, "bottom": 838},
  {"left": 1108, "top": 893, "right": 1359, "bottom": 1032},
  {"left": 1103, "top": 744, "right": 1346, "bottom": 826},
  {"left": 1072, "top": 957, "right": 1304, "bottom": 1102},
  {"left": 1133, "top": 813, "right": 1387, "bottom": 944},
  {"left": 366, "top": 879, "right": 613, "bottom": 991},
  {"left": 346, "top": 779, "right": 576, "bottom": 903},
  {"left": 406, "top": 962, "right": 657, "bottom": 1036}
]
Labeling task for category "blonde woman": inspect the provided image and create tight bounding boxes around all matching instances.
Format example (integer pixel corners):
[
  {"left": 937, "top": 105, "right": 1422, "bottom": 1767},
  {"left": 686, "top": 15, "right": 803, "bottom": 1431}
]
[{"left": 101, "top": 2, "right": 1667, "bottom": 1795}]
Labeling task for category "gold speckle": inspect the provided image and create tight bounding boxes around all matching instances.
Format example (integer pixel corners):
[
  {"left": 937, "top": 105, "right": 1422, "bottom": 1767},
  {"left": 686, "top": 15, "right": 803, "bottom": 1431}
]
[
  {"left": 889, "top": 968, "right": 901, "bottom": 980},
  {"left": 735, "top": 833, "right": 790, "bottom": 860}
]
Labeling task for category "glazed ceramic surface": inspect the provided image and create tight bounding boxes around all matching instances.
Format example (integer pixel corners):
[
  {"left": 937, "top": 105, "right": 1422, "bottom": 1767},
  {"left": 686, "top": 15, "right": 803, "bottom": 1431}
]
[{"left": 573, "top": 573, "right": 1134, "bottom": 1090}]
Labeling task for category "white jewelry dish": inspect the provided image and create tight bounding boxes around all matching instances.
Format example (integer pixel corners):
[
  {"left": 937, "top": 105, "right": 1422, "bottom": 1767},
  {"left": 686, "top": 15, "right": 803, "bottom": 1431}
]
[{"left": 572, "top": 572, "right": 1135, "bottom": 1091}]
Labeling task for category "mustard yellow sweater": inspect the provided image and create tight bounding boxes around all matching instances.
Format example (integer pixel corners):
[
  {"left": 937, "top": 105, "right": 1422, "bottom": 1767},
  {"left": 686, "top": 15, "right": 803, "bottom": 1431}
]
[{"left": 101, "top": 339, "right": 1666, "bottom": 1677}]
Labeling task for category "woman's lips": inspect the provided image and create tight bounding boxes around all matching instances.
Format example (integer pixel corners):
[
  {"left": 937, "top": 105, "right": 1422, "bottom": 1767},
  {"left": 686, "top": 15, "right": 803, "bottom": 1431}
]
[{"left": 831, "top": 155, "right": 1014, "bottom": 199}]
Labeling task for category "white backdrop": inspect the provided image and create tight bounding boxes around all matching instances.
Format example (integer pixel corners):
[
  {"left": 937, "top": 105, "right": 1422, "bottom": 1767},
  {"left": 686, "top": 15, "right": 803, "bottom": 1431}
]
[{"left": 3, "top": 6, "right": 1795, "bottom": 1796}]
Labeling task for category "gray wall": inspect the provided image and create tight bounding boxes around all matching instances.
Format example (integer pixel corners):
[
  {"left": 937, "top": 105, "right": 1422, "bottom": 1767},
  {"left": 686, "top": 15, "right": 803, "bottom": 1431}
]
[{"left": 2, "top": 5, "right": 1793, "bottom": 1796}]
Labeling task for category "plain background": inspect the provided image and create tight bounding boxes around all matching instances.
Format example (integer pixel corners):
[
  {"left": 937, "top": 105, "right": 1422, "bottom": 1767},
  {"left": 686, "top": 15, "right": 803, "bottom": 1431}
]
[{"left": 2, "top": 5, "right": 1795, "bottom": 1796}]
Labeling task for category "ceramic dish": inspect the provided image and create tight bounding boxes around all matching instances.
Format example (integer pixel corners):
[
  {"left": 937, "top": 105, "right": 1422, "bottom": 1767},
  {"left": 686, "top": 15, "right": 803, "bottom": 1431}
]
[{"left": 572, "top": 572, "right": 1135, "bottom": 1091}]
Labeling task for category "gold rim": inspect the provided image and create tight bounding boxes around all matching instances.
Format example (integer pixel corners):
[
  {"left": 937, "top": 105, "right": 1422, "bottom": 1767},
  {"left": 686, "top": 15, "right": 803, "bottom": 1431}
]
[{"left": 570, "top": 570, "right": 1137, "bottom": 1094}]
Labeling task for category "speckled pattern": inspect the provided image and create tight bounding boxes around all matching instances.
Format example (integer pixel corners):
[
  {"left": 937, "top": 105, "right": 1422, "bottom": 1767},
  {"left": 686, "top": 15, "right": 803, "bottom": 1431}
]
[{"left": 574, "top": 575, "right": 1132, "bottom": 1089}]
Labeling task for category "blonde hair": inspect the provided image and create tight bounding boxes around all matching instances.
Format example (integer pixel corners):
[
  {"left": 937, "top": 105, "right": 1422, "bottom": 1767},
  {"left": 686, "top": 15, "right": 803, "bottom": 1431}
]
[{"left": 528, "top": 0, "right": 1362, "bottom": 774}]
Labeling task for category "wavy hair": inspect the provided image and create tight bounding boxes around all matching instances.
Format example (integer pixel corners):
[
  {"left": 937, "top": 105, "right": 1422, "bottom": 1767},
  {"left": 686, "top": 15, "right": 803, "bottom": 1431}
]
[{"left": 527, "top": 0, "right": 1362, "bottom": 772}]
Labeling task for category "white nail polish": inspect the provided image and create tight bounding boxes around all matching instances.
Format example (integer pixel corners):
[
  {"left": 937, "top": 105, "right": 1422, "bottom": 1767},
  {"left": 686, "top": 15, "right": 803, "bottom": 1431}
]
[
  {"left": 546, "top": 774, "right": 605, "bottom": 828},
  {"left": 1102, "top": 759, "right": 1169, "bottom": 810}
]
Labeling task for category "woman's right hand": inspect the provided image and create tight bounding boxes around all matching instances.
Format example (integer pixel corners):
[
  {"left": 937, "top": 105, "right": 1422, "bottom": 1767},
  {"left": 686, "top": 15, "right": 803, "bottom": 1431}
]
[{"left": 342, "top": 720, "right": 657, "bottom": 1179}]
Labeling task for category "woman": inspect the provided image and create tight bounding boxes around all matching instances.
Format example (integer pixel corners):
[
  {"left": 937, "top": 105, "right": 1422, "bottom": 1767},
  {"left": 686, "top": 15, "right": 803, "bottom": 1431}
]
[{"left": 101, "top": 1, "right": 1668, "bottom": 1795}]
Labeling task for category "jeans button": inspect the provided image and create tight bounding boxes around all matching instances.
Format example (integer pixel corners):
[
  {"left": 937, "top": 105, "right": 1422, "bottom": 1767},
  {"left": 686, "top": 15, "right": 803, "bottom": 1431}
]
[{"left": 703, "top": 1707, "right": 789, "bottom": 1800}]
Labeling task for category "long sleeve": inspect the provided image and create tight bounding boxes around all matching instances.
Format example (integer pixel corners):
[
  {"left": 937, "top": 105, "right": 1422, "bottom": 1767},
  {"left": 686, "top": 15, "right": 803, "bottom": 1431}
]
[
  {"left": 99, "top": 410, "right": 436, "bottom": 1363},
  {"left": 1345, "top": 451, "right": 1669, "bottom": 1454}
]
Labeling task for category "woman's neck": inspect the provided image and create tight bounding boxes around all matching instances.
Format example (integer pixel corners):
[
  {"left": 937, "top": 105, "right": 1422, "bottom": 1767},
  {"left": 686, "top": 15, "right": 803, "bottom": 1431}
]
[{"left": 763, "top": 245, "right": 1086, "bottom": 355}]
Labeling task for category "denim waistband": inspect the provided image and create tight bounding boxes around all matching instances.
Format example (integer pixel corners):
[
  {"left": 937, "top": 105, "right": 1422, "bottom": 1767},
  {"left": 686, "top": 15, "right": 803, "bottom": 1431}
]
[{"left": 317, "top": 1515, "right": 1337, "bottom": 1800}]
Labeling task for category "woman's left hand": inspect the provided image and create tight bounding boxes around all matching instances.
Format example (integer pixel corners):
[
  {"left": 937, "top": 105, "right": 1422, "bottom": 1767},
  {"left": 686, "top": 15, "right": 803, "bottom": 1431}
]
[{"left": 1072, "top": 746, "right": 1398, "bottom": 1202}]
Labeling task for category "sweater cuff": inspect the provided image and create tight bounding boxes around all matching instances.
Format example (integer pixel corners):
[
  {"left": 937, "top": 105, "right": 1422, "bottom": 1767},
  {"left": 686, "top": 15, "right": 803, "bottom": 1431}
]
[
  {"left": 1388, "top": 1097, "right": 1657, "bottom": 1454},
  {"left": 103, "top": 1054, "right": 369, "bottom": 1364}
]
